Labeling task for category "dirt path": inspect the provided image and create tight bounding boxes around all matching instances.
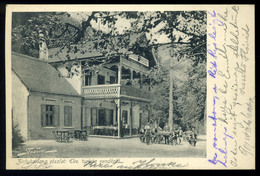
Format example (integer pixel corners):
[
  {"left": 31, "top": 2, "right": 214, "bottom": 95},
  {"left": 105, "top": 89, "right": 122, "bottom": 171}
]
[{"left": 13, "top": 136, "right": 206, "bottom": 158}]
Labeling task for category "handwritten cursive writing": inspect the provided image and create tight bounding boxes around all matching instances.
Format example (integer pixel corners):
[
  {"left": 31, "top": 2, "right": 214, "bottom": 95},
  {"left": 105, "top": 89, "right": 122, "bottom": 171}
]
[
  {"left": 117, "top": 158, "right": 189, "bottom": 169},
  {"left": 16, "top": 158, "right": 53, "bottom": 169},
  {"left": 82, "top": 158, "right": 188, "bottom": 169}
]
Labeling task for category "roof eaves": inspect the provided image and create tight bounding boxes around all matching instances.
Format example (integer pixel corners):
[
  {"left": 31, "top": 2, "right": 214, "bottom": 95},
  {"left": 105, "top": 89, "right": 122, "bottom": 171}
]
[
  {"left": 12, "top": 68, "right": 31, "bottom": 93},
  {"left": 29, "top": 89, "right": 81, "bottom": 98},
  {"left": 12, "top": 51, "right": 47, "bottom": 64}
]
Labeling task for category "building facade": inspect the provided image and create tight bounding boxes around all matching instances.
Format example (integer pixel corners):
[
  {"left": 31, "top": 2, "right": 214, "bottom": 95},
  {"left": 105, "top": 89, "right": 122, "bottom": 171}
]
[
  {"left": 12, "top": 33, "right": 156, "bottom": 139},
  {"left": 50, "top": 52, "right": 154, "bottom": 138},
  {"left": 12, "top": 52, "right": 82, "bottom": 140}
]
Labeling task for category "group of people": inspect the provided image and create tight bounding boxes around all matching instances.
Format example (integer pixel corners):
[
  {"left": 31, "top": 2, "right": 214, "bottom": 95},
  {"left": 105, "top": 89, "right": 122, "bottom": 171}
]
[{"left": 139, "top": 122, "right": 197, "bottom": 146}]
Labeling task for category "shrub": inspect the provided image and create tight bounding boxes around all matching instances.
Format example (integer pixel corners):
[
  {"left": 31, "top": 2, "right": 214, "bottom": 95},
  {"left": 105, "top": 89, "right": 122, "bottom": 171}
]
[{"left": 12, "top": 123, "right": 24, "bottom": 149}]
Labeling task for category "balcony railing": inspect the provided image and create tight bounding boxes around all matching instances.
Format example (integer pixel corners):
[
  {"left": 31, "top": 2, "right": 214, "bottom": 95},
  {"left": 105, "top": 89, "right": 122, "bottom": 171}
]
[
  {"left": 120, "top": 85, "right": 150, "bottom": 100},
  {"left": 82, "top": 84, "right": 120, "bottom": 99},
  {"left": 82, "top": 84, "right": 150, "bottom": 101}
]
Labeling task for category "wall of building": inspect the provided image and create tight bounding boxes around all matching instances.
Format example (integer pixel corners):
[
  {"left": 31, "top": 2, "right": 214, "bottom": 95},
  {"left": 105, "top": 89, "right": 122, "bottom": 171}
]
[
  {"left": 28, "top": 92, "right": 82, "bottom": 140},
  {"left": 90, "top": 67, "right": 117, "bottom": 86},
  {"left": 132, "top": 103, "right": 149, "bottom": 128},
  {"left": 83, "top": 99, "right": 117, "bottom": 127},
  {"left": 140, "top": 110, "right": 149, "bottom": 127},
  {"left": 132, "top": 105, "right": 140, "bottom": 129},
  {"left": 12, "top": 71, "right": 29, "bottom": 140},
  {"left": 56, "top": 64, "right": 82, "bottom": 94}
]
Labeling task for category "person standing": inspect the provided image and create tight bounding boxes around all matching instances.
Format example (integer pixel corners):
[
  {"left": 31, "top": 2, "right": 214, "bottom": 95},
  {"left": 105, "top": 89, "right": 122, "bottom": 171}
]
[
  {"left": 163, "top": 123, "right": 170, "bottom": 144},
  {"left": 178, "top": 127, "right": 183, "bottom": 144},
  {"left": 144, "top": 122, "right": 151, "bottom": 145},
  {"left": 120, "top": 118, "right": 124, "bottom": 137}
]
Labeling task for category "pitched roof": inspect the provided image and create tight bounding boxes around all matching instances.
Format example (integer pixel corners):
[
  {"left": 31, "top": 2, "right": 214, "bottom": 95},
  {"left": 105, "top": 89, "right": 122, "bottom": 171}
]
[{"left": 12, "top": 52, "right": 80, "bottom": 96}]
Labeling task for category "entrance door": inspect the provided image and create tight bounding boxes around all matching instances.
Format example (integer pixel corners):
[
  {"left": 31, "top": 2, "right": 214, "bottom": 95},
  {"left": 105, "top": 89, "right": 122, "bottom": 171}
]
[{"left": 98, "top": 109, "right": 106, "bottom": 126}]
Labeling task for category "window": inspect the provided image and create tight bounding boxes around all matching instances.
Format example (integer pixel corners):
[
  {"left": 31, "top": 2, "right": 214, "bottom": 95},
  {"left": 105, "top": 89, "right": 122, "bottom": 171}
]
[
  {"left": 84, "top": 107, "right": 91, "bottom": 127},
  {"left": 105, "top": 109, "right": 114, "bottom": 125},
  {"left": 98, "top": 75, "right": 105, "bottom": 85},
  {"left": 91, "top": 108, "right": 97, "bottom": 126},
  {"left": 122, "top": 110, "right": 128, "bottom": 124},
  {"left": 110, "top": 76, "right": 116, "bottom": 84},
  {"left": 84, "top": 71, "right": 92, "bottom": 86},
  {"left": 64, "top": 106, "right": 72, "bottom": 127},
  {"left": 41, "top": 105, "right": 59, "bottom": 127}
]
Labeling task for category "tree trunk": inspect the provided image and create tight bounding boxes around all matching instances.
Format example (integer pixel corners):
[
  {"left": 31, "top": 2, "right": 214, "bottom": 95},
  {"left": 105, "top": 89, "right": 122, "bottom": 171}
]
[
  {"left": 168, "top": 53, "right": 173, "bottom": 131},
  {"left": 204, "top": 99, "right": 207, "bottom": 135}
]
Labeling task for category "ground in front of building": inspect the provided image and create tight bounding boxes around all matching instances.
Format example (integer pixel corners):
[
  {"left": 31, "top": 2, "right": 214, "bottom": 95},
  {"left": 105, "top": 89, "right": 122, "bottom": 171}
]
[{"left": 13, "top": 136, "right": 206, "bottom": 158}]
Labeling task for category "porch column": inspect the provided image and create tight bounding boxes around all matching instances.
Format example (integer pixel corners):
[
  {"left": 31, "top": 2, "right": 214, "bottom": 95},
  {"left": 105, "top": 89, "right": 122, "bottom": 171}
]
[
  {"left": 140, "top": 74, "right": 143, "bottom": 89},
  {"left": 149, "top": 76, "right": 151, "bottom": 91},
  {"left": 117, "top": 98, "right": 121, "bottom": 138},
  {"left": 118, "top": 65, "right": 122, "bottom": 85},
  {"left": 117, "top": 64, "right": 122, "bottom": 138},
  {"left": 148, "top": 103, "right": 151, "bottom": 122},
  {"left": 130, "top": 69, "right": 133, "bottom": 85},
  {"left": 81, "top": 100, "right": 83, "bottom": 129},
  {"left": 130, "top": 100, "right": 133, "bottom": 136}
]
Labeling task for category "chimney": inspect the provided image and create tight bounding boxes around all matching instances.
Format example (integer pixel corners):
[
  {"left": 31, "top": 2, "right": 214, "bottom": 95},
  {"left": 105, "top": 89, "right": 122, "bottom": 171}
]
[{"left": 39, "top": 32, "right": 48, "bottom": 61}]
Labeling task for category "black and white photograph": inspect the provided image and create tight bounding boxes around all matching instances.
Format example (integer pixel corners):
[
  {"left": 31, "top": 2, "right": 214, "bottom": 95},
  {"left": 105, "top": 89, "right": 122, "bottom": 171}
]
[{"left": 6, "top": 5, "right": 255, "bottom": 170}]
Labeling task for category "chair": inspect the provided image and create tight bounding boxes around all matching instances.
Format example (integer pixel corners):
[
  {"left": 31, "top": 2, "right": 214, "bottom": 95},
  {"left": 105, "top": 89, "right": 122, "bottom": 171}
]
[
  {"left": 67, "top": 130, "right": 74, "bottom": 142},
  {"left": 52, "top": 131, "right": 61, "bottom": 142},
  {"left": 80, "top": 130, "right": 88, "bottom": 141},
  {"left": 64, "top": 131, "right": 73, "bottom": 143},
  {"left": 74, "top": 130, "right": 80, "bottom": 140}
]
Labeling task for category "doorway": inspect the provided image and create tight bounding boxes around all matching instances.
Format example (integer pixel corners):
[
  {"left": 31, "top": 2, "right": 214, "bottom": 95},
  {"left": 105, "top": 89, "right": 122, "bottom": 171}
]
[{"left": 98, "top": 109, "right": 106, "bottom": 126}]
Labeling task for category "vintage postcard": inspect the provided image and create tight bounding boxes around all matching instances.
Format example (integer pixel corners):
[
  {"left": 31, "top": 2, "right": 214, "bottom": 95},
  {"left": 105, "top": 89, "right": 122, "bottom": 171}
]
[{"left": 5, "top": 5, "right": 255, "bottom": 169}]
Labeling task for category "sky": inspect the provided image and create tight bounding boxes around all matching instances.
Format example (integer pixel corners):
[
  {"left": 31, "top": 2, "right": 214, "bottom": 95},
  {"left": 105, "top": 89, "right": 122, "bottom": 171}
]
[{"left": 68, "top": 12, "right": 190, "bottom": 45}]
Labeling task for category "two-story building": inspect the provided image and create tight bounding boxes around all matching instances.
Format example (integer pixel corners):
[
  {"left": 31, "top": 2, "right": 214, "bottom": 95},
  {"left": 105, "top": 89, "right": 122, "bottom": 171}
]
[{"left": 12, "top": 32, "right": 157, "bottom": 139}]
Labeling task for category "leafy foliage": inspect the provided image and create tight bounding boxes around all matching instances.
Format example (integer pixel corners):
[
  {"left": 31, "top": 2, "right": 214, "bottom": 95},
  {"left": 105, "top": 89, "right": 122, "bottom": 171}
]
[
  {"left": 176, "top": 62, "right": 206, "bottom": 131},
  {"left": 149, "top": 45, "right": 206, "bottom": 133},
  {"left": 12, "top": 12, "right": 80, "bottom": 58},
  {"left": 12, "top": 123, "right": 24, "bottom": 149}
]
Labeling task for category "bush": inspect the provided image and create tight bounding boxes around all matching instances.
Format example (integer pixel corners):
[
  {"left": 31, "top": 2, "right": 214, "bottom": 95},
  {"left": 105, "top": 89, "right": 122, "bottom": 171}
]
[{"left": 12, "top": 123, "right": 24, "bottom": 149}]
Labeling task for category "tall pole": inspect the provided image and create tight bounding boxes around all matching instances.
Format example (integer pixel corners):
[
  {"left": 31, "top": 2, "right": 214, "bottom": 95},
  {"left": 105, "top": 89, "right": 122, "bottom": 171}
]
[
  {"left": 130, "top": 100, "right": 133, "bottom": 136},
  {"left": 169, "top": 50, "right": 173, "bottom": 131},
  {"left": 117, "top": 64, "right": 121, "bottom": 138},
  {"left": 117, "top": 99, "right": 121, "bottom": 138}
]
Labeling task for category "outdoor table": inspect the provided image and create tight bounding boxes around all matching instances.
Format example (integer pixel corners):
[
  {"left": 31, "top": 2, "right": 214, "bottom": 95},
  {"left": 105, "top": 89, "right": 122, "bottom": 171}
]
[
  {"left": 55, "top": 130, "right": 71, "bottom": 142},
  {"left": 157, "top": 131, "right": 171, "bottom": 144},
  {"left": 74, "top": 130, "right": 88, "bottom": 141}
]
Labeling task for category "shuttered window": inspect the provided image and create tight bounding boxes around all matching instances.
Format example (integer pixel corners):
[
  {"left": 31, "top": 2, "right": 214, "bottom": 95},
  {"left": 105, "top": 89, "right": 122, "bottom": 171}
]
[
  {"left": 91, "top": 108, "right": 97, "bottom": 126},
  {"left": 41, "top": 104, "right": 60, "bottom": 127},
  {"left": 85, "top": 75, "right": 92, "bottom": 86},
  {"left": 97, "top": 75, "right": 105, "bottom": 85},
  {"left": 84, "top": 107, "right": 91, "bottom": 127},
  {"left": 64, "top": 106, "right": 72, "bottom": 127},
  {"left": 105, "top": 109, "right": 114, "bottom": 125},
  {"left": 110, "top": 76, "right": 116, "bottom": 84}
]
